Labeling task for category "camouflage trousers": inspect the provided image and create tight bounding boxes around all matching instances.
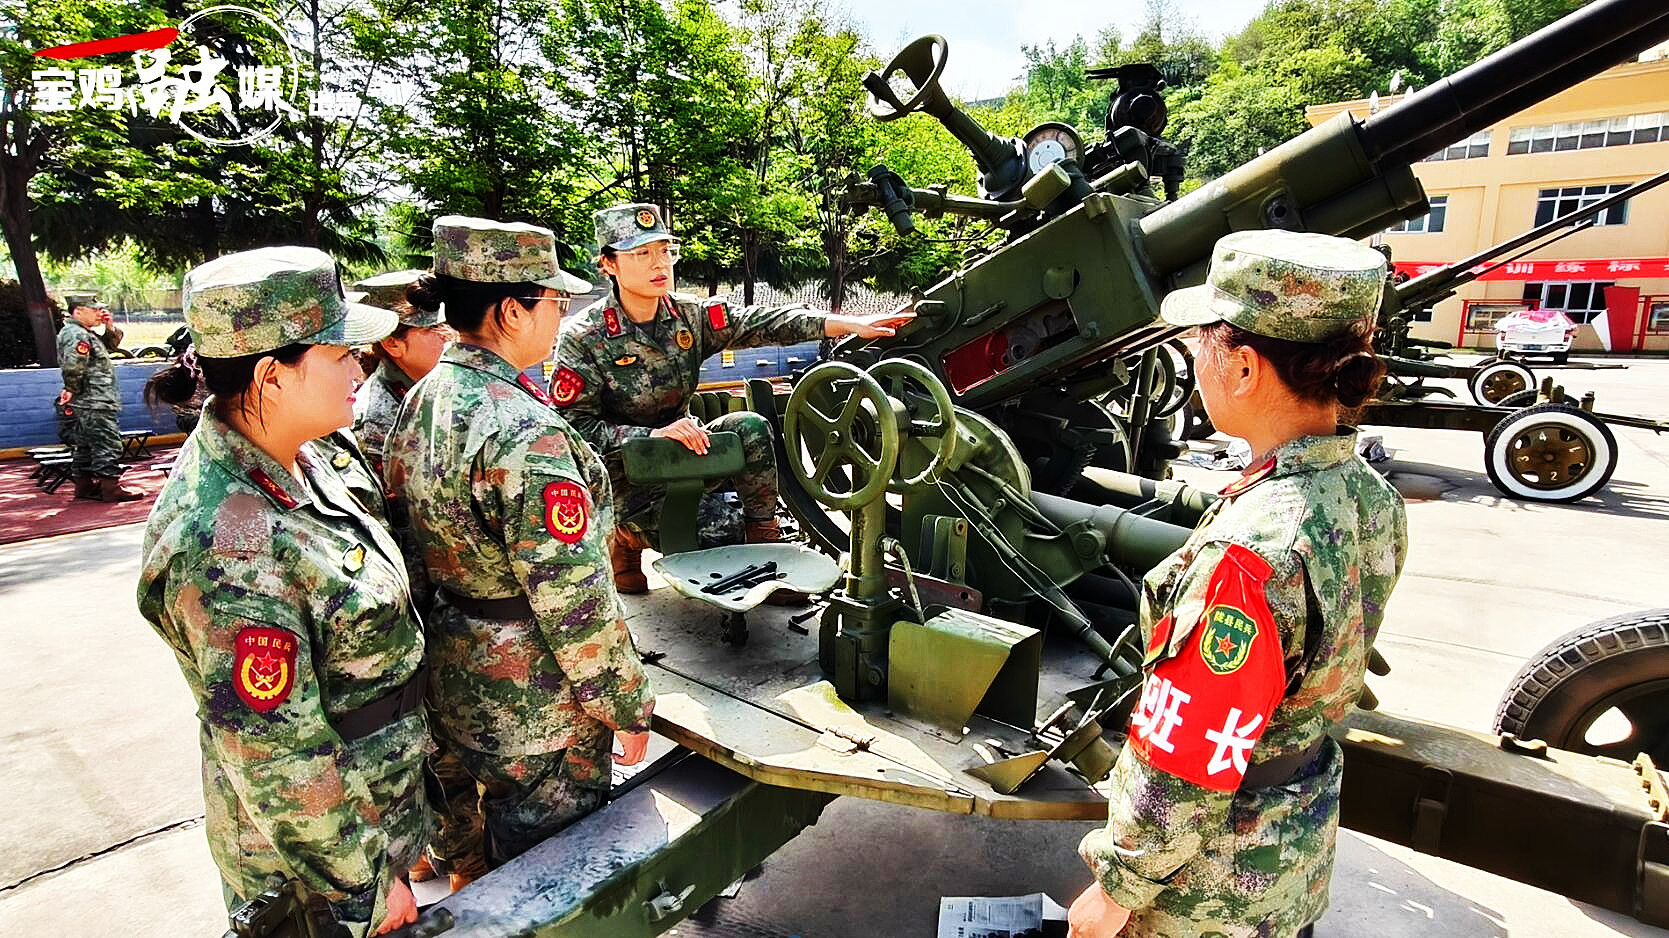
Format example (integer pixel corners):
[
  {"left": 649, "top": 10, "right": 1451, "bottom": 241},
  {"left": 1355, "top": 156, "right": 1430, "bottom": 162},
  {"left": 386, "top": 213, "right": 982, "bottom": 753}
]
[
  {"left": 424, "top": 744, "right": 488, "bottom": 879},
  {"left": 68, "top": 407, "right": 123, "bottom": 478},
  {"left": 615, "top": 410, "right": 774, "bottom": 550},
  {"left": 452, "top": 722, "right": 612, "bottom": 867}
]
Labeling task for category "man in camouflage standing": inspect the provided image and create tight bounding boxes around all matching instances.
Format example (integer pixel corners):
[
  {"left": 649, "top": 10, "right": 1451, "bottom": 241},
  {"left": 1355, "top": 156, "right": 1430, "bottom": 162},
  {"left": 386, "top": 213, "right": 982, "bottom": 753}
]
[
  {"left": 1070, "top": 231, "right": 1408, "bottom": 938},
  {"left": 384, "top": 215, "right": 653, "bottom": 867},
  {"left": 552, "top": 203, "right": 912, "bottom": 592},
  {"left": 56, "top": 294, "right": 141, "bottom": 501}
]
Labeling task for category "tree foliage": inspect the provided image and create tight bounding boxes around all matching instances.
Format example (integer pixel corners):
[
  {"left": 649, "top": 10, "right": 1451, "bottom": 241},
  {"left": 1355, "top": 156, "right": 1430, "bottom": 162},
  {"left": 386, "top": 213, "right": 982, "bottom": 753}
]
[{"left": 0, "top": 0, "right": 1605, "bottom": 364}]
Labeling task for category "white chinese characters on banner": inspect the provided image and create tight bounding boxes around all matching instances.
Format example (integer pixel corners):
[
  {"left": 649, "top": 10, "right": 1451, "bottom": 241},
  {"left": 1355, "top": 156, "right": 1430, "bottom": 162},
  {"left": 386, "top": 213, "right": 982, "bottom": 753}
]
[{"left": 31, "top": 53, "right": 407, "bottom": 128}]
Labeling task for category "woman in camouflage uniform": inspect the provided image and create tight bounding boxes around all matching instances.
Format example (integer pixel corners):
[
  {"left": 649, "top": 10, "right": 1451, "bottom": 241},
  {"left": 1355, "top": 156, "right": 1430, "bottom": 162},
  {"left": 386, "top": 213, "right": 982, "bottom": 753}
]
[
  {"left": 552, "top": 203, "right": 913, "bottom": 593},
  {"left": 350, "top": 270, "right": 456, "bottom": 480},
  {"left": 137, "top": 247, "right": 431, "bottom": 937},
  {"left": 1070, "top": 231, "right": 1409, "bottom": 938},
  {"left": 383, "top": 216, "right": 655, "bottom": 868}
]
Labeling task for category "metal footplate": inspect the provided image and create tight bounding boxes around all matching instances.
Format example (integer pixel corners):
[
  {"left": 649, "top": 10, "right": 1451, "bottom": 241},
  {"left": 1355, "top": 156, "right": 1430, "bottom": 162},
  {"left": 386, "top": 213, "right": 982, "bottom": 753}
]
[{"left": 395, "top": 751, "right": 832, "bottom": 937}]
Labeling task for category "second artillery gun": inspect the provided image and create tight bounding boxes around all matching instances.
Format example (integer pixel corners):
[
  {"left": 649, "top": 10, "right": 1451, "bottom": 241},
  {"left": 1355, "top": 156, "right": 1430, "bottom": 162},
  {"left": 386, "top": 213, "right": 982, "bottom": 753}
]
[{"left": 386, "top": 3, "right": 1669, "bottom": 936}]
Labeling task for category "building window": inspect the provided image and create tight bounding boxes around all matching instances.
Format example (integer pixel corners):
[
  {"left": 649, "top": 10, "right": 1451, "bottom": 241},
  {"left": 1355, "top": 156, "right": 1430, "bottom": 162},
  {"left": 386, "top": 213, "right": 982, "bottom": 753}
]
[
  {"left": 1423, "top": 129, "right": 1491, "bottom": 161},
  {"left": 1465, "top": 302, "right": 1523, "bottom": 331},
  {"left": 1508, "top": 111, "right": 1665, "bottom": 154},
  {"left": 1649, "top": 301, "right": 1669, "bottom": 334},
  {"left": 1521, "top": 280, "right": 1615, "bottom": 325},
  {"left": 1533, "top": 184, "right": 1629, "bottom": 227},
  {"left": 1388, "top": 195, "right": 1447, "bottom": 233}
]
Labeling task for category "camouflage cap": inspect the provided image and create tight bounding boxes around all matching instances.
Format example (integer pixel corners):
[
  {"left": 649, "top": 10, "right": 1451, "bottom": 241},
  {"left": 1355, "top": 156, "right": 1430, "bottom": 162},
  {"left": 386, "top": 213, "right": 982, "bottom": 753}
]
[
  {"left": 595, "top": 203, "right": 677, "bottom": 252},
  {"left": 354, "top": 270, "right": 446, "bottom": 327},
  {"left": 184, "top": 246, "right": 397, "bottom": 358},
  {"left": 431, "top": 215, "right": 592, "bottom": 294},
  {"left": 1160, "top": 230, "right": 1387, "bottom": 342},
  {"left": 64, "top": 293, "right": 106, "bottom": 310}
]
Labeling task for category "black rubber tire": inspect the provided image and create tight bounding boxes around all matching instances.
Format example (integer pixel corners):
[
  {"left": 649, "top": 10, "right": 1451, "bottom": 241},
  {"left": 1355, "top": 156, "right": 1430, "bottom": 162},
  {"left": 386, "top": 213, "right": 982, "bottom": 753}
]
[
  {"left": 132, "top": 345, "right": 171, "bottom": 359},
  {"left": 1495, "top": 389, "right": 1539, "bottom": 409},
  {"left": 1483, "top": 402, "right": 1617, "bottom": 502},
  {"left": 1178, "top": 393, "right": 1215, "bottom": 441},
  {"left": 1494, "top": 608, "right": 1669, "bottom": 765}
]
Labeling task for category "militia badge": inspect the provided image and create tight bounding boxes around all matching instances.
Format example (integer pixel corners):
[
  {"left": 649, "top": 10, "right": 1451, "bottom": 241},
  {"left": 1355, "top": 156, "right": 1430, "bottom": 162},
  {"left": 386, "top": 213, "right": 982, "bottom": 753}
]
[
  {"left": 636, "top": 208, "right": 657, "bottom": 229},
  {"left": 234, "top": 627, "right": 298, "bottom": 713},
  {"left": 543, "top": 480, "right": 589, "bottom": 543},
  {"left": 551, "top": 366, "right": 586, "bottom": 407},
  {"left": 676, "top": 328, "right": 694, "bottom": 350},
  {"left": 1199, "top": 604, "right": 1257, "bottom": 675}
]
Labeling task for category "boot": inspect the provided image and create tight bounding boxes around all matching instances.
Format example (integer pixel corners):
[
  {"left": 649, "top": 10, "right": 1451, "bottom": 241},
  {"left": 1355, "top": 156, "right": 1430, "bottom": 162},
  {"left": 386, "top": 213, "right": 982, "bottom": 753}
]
[
  {"left": 611, "top": 528, "right": 649, "bottom": 594},
  {"left": 743, "top": 516, "right": 783, "bottom": 544},
  {"left": 407, "top": 853, "right": 438, "bottom": 884},
  {"left": 744, "top": 517, "right": 809, "bottom": 606},
  {"left": 99, "top": 476, "right": 143, "bottom": 503},
  {"left": 73, "top": 474, "right": 101, "bottom": 499}
]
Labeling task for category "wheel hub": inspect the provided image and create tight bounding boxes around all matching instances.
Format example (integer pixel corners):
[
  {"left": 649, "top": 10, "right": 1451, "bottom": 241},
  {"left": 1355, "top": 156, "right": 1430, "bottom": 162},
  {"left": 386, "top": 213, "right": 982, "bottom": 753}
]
[
  {"left": 1507, "top": 423, "right": 1593, "bottom": 489},
  {"left": 1482, "top": 371, "right": 1528, "bottom": 401}
]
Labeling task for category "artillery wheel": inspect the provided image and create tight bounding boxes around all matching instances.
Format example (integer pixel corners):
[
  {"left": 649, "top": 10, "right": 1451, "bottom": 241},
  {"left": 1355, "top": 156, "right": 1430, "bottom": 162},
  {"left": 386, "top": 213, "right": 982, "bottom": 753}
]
[
  {"left": 1469, "top": 358, "right": 1534, "bottom": 405},
  {"left": 784, "top": 362, "right": 899, "bottom": 510},
  {"left": 1148, "top": 340, "right": 1195, "bottom": 419},
  {"left": 1494, "top": 609, "right": 1669, "bottom": 765},
  {"left": 869, "top": 358, "right": 959, "bottom": 492},
  {"left": 1177, "top": 392, "right": 1215, "bottom": 441},
  {"left": 1484, "top": 403, "right": 1617, "bottom": 503}
]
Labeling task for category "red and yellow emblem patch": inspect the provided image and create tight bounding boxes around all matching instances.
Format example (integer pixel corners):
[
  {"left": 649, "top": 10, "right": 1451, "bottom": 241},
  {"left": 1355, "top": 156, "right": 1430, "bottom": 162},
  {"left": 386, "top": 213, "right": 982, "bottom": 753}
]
[
  {"left": 234, "top": 627, "right": 298, "bottom": 713},
  {"left": 705, "top": 299, "right": 728, "bottom": 330},
  {"left": 75, "top": 340, "right": 91, "bottom": 355},
  {"left": 636, "top": 208, "right": 657, "bottom": 229},
  {"left": 543, "top": 480, "right": 589, "bottom": 543},
  {"left": 551, "top": 367, "right": 585, "bottom": 407},
  {"left": 603, "top": 307, "right": 622, "bottom": 337}
]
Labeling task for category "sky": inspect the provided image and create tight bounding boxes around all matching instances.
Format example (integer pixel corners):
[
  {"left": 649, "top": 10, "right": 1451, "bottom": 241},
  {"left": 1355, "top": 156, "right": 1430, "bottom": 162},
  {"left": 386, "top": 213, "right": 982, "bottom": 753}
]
[{"left": 829, "top": 0, "right": 1273, "bottom": 100}]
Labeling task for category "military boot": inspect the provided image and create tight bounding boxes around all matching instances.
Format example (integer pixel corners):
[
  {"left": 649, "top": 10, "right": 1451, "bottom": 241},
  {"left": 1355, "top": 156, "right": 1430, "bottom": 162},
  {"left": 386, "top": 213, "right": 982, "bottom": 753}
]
[
  {"left": 99, "top": 476, "right": 143, "bottom": 503},
  {"left": 744, "top": 518, "right": 809, "bottom": 606},
  {"left": 611, "top": 529, "right": 649, "bottom": 594},
  {"left": 73, "top": 474, "right": 101, "bottom": 499}
]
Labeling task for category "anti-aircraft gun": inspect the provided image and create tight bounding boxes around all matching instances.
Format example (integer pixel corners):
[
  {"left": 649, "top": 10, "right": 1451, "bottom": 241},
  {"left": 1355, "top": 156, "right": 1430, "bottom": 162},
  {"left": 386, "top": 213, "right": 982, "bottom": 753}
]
[{"left": 383, "top": 4, "right": 1669, "bottom": 936}]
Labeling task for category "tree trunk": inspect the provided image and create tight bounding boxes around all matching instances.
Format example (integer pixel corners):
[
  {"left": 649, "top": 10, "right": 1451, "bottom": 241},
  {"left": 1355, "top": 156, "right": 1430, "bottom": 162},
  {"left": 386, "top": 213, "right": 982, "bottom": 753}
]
[
  {"left": 741, "top": 228, "right": 757, "bottom": 305},
  {"left": 0, "top": 209, "right": 55, "bottom": 366},
  {"left": 0, "top": 107, "right": 55, "bottom": 365}
]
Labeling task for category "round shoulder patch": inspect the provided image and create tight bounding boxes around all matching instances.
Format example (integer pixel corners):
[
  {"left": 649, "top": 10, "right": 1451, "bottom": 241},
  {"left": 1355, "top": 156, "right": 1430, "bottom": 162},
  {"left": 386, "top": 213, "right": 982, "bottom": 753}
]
[{"left": 1199, "top": 604, "right": 1258, "bottom": 674}]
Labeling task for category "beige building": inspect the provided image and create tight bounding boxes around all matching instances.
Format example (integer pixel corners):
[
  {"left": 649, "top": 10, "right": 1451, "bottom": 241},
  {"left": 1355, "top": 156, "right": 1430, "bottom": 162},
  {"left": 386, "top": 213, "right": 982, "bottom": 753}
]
[{"left": 1307, "top": 54, "right": 1669, "bottom": 352}]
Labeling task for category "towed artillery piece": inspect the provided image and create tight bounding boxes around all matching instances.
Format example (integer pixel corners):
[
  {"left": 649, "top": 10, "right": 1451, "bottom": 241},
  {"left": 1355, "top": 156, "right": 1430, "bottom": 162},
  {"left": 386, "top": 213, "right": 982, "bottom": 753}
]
[{"left": 384, "top": 3, "right": 1669, "bottom": 936}]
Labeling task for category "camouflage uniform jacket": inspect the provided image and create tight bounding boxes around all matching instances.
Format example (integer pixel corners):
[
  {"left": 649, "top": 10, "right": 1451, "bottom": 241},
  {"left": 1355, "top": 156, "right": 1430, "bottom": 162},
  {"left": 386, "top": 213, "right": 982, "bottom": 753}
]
[
  {"left": 383, "top": 342, "right": 653, "bottom": 756},
  {"left": 352, "top": 359, "right": 416, "bottom": 480},
  {"left": 551, "top": 289, "right": 824, "bottom": 458},
  {"left": 137, "top": 406, "right": 431, "bottom": 935},
  {"left": 1079, "top": 429, "right": 1407, "bottom": 937},
  {"left": 57, "top": 319, "right": 121, "bottom": 411}
]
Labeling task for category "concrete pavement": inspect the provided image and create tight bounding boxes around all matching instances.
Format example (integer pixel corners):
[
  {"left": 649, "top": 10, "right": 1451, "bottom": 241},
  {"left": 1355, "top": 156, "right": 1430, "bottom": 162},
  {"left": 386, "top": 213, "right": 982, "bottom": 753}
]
[{"left": 3, "top": 355, "right": 1667, "bottom": 937}]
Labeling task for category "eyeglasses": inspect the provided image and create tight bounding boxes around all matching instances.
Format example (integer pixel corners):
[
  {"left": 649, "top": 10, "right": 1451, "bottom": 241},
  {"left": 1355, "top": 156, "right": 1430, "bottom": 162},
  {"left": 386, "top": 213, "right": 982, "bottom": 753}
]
[
  {"left": 616, "top": 243, "right": 680, "bottom": 265},
  {"left": 515, "top": 296, "right": 573, "bottom": 314}
]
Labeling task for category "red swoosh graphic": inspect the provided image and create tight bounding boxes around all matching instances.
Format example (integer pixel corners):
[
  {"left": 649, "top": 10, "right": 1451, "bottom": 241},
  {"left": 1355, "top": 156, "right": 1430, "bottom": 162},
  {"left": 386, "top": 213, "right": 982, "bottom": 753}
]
[{"left": 33, "top": 28, "right": 179, "bottom": 60}]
